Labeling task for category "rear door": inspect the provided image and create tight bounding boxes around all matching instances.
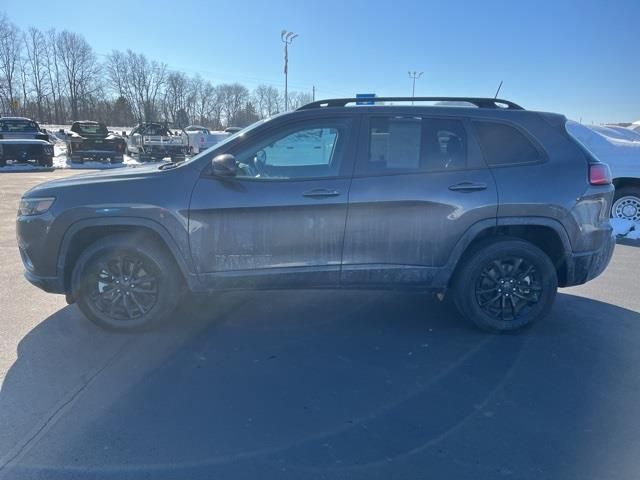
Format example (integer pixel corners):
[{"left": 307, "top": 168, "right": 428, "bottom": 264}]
[
  {"left": 189, "top": 115, "right": 358, "bottom": 288},
  {"left": 341, "top": 113, "right": 498, "bottom": 286}
]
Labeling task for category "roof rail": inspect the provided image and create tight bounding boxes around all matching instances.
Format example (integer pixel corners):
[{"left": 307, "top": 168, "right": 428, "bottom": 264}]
[{"left": 298, "top": 96, "right": 524, "bottom": 110}]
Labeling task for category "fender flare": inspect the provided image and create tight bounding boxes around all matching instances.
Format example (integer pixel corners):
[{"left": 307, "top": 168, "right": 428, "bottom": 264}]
[
  {"left": 56, "top": 216, "right": 200, "bottom": 291},
  {"left": 433, "top": 216, "right": 572, "bottom": 287}
]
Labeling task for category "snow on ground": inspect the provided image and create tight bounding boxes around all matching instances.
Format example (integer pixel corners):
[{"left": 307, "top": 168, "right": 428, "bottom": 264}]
[{"left": 611, "top": 218, "right": 640, "bottom": 240}]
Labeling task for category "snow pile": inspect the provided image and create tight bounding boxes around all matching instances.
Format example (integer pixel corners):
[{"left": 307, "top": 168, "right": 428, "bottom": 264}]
[
  {"left": 611, "top": 218, "right": 640, "bottom": 240},
  {"left": 566, "top": 121, "right": 640, "bottom": 163}
]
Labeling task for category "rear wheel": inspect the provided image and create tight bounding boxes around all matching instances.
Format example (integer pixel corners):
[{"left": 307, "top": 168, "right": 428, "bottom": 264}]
[
  {"left": 452, "top": 238, "right": 557, "bottom": 332},
  {"left": 71, "top": 234, "right": 184, "bottom": 331},
  {"left": 611, "top": 186, "right": 640, "bottom": 222}
]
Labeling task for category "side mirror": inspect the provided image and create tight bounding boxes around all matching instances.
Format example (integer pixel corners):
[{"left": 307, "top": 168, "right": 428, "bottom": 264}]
[{"left": 212, "top": 154, "right": 237, "bottom": 176}]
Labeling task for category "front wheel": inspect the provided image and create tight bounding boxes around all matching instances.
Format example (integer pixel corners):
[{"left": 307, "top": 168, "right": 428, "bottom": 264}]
[
  {"left": 71, "top": 234, "right": 184, "bottom": 331},
  {"left": 452, "top": 238, "right": 558, "bottom": 333}
]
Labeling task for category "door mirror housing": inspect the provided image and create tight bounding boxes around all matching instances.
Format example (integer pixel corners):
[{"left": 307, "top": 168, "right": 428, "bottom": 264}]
[{"left": 212, "top": 154, "right": 237, "bottom": 176}]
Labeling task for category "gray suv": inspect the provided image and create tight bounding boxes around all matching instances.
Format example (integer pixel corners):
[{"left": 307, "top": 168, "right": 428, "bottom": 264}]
[{"left": 16, "top": 97, "right": 616, "bottom": 332}]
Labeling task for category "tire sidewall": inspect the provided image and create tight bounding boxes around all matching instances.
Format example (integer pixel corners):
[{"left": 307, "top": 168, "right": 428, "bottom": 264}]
[
  {"left": 72, "top": 238, "right": 181, "bottom": 331},
  {"left": 612, "top": 186, "right": 640, "bottom": 221},
  {"left": 454, "top": 240, "right": 558, "bottom": 333}
]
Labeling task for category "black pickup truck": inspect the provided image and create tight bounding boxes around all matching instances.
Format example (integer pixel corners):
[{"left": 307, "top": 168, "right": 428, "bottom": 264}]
[
  {"left": 0, "top": 116, "right": 54, "bottom": 167},
  {"left": 65, "top": 121, "right": 126, "bottom": 164}
]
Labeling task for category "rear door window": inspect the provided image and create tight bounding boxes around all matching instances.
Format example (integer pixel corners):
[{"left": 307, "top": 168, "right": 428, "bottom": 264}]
[
  {"left": 362, "top": 116, "right": 467, "bottom": 174},
  {"left": 473, "top": 121, "right": 542, "bottom": 166}
]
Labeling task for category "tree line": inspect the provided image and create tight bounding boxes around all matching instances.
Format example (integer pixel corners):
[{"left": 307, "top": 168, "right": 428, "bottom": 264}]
[{"left": 0, "top": 13, "right": 312, "bottom": 128}]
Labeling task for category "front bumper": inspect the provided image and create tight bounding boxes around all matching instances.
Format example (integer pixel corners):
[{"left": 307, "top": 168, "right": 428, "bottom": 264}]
[
  {"left": 562, "top": 230, "right": 616, "bottom": 287},
  {"left": 23, "top": 269, "right": 65, "bottom": 294}
]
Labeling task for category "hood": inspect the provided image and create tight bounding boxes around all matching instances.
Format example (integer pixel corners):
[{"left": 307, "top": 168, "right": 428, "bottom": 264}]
[{"left": 24, "top": 164, "right": 165, "bottom": 197}]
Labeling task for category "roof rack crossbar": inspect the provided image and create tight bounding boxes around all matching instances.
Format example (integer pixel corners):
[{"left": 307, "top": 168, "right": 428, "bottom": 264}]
[{"left": 298, "top": 97, "right": 524, "bottom": 110}]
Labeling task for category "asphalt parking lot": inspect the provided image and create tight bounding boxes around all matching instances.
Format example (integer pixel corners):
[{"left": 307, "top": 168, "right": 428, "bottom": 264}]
[{"left": 1, "top": 171, "right": 639, "bottom": 480}]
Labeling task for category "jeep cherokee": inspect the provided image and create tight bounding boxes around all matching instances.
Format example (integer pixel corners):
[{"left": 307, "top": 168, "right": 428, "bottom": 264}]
[{"left": 16, "top": 97, "right": 616, "bottom": 332}]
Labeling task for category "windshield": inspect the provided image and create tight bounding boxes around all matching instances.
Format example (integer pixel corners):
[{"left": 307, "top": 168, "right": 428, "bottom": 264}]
[{"left": 0, "top": 119, "right": 38, "bottom": 132}]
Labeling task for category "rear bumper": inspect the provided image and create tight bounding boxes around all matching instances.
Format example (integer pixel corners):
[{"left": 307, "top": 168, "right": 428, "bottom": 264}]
[
  {"left": 143, "top": 145, "right": 186, "bottom": 157},
  {"left": 562, "top": 231, "right": 616, "bottom": 287},
  {"left": 72, "top": 148, "right": 122, "bottom": 156}
]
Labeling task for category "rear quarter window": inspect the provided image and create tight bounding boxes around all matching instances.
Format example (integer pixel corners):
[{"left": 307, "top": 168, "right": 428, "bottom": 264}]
[{"left": 473, "top": 121, "right": 542, "bottom": 166}]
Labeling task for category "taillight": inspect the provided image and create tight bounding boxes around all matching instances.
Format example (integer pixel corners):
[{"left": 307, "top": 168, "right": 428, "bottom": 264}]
[{"left": 589, "top": 163, "right": 612, "bottom": 185}]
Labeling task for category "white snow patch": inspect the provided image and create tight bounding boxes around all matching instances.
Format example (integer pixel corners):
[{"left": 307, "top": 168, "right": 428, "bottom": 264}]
[
  {"left": 626, "top": 228, "right": 640, "bottom": 240},
  {"left": 610, "top": 218, "right": 635, "bottom": 236}
]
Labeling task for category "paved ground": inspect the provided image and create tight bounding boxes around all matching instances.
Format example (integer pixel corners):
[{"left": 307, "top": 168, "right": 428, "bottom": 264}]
[{"left": 1, "top": 171, "right": 639, "bottom": 480}]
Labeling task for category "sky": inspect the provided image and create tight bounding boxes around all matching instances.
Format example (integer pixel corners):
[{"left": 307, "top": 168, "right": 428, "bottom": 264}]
[{"left": 2, "top": 0, "right": 639, "bottom": 124}]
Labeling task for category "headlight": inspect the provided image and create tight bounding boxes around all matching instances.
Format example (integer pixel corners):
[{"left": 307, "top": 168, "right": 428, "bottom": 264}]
[{"left": 18, "top": 197, "right": 55, "bottom": 216}]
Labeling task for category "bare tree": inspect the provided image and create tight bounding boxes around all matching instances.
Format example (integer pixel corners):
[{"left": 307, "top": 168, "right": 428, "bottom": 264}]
[
  {"left": 253, "top": 84, "right": 281, "bottom": 118},
  {"left": 191, "top": 76, "right": 216, "bottom": 126},
  {"left": 24, "top": 27, "right": 49, "bottom": 121},
  {"left": 44, "top": 29, "right": 65, "bottom": 123},
  {"left": 55, "top": 30, "right": 100, "bottom": 120},
  {"left": 0, "top": 14, "right": 22, "bottom": 114},
  {"left": 287, "top": 91, "right": 313, "bottom": 110},
  {"left": 163, "top": 71, "right": 191, "bottom": 125},
  {"left": 106, "top": 50, "right": 167, "bottom": 121},
  {"left": 218, "top": 83, "right": 250, "bottom": 127}
]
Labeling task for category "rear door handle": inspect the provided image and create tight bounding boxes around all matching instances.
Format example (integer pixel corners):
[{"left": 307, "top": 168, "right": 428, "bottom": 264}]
[
  {"left": 448, "top": 182, "right": 487, "bottom": 192},
  {"left": 303, "top": 188, "right": 340, "bottom": 198}
]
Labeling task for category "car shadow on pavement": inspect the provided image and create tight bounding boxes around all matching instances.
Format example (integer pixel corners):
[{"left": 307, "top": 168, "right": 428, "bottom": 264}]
[{"left": 1, "top": 291, "right": 640, "bottom": 480}]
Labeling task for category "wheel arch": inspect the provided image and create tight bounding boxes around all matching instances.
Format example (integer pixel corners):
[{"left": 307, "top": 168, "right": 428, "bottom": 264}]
[
  {"left": 58, "top": 217, "right": 199, "bottom": 293},
  {"left": 441, "top": 217, "right": 572, "bottom": 288},
  {"left": 612, "top": 177, "right": 640, "bottom": 190}
]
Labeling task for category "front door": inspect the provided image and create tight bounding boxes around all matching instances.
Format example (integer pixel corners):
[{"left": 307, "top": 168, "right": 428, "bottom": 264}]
[{"left": 189, "top": 116, "right": 357, "bottom": 288}]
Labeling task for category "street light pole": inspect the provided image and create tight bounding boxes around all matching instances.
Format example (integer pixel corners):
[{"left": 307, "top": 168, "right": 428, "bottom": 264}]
[
  {"left": 281, "top": 30, "right": 298, "bottom": 111},
  {"left": 408, "top": 71, "right": 423, "bottom": 103}
]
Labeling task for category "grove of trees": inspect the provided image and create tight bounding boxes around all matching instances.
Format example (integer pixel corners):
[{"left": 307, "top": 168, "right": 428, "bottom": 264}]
[{"left": 0, "top": 13, "right": 312, "bottom": 129}]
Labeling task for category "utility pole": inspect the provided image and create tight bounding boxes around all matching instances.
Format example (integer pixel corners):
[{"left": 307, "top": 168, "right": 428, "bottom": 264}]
[
  {"left": 281, "top": 30, "right": 298, "bottom": 111},
  {"left": 408, "top": 71, "right": 423, "bottom": 104}
]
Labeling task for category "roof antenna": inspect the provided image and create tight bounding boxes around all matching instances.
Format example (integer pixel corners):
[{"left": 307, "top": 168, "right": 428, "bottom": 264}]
[{"left": 494, "top": 80, "right": 503, "bottom": 99}]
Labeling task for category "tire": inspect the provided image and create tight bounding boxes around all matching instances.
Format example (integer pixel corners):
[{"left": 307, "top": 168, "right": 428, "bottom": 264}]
[
  {"left": 112, "top": 155, "right": 124, "bottom": 164},
  {"left": 71, "top": 234, "right": 184, "bottom": 332},
  {"left": 451, "top": 238, "right": 558, "bottom": 333},
  {"left": 611, "top": 186, "right": 640, "bottom": 222}
]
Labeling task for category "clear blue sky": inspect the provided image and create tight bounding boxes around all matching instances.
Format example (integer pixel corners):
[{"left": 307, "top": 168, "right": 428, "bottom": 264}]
[{"left": 3, "top": 0, "right": 639, "bottom": 123}]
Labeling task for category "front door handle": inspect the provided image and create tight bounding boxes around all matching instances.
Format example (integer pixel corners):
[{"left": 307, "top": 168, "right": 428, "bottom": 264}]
[
  {"left": 303, "top": 188, "right": 340, "bottom": 198},
  {"left": 448, "top": 182, "right": 487, "bottom": 192}
]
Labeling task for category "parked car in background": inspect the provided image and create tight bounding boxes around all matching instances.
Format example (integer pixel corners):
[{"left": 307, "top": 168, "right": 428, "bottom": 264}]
[
  {"left": 63, "top": 121, "right": 126, "bottom": 164},
  {"left": 184, "top": 125, "right": 231, "bottom": 154},
  {"left": 125, "top": 123, "right": 187, "bottom": 162},
  {"left": 0, "top": 116, "right": 54, "bottom": 167},
  {"left": 568, "top": 122, "right": 640, "bottom": 222},
  {"left": 17, "top": 96, "right": 615, "bottom": 334}
]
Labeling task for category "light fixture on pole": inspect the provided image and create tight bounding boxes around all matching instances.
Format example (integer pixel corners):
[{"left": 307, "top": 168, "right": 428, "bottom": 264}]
[
  {"left": 281, "top": 30, "right": 299, "bottom": 111},
  {"left": 408, "top": 71, "right": 424, "bottom": 103}
]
